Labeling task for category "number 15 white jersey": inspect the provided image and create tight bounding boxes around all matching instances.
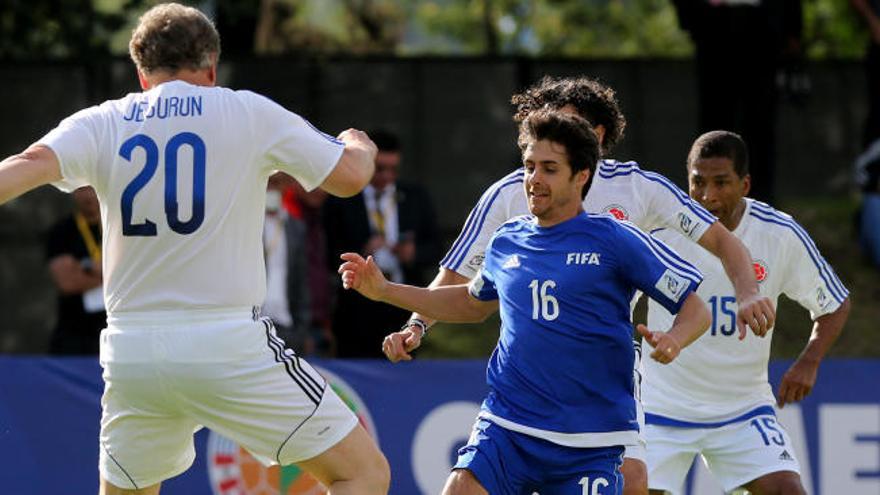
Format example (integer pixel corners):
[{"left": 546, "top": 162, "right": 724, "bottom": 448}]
[
  {"left": 39, "top": 80, "right": 344, "bottom": 315},
  {"left": 643, "top": 198, "right": 849, "bottom": 424}
]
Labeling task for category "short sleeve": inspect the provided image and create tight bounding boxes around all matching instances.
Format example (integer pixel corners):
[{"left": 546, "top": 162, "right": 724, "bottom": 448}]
[
  {"left": 615, "top": 221, "right": 703, "bottom": 314},
  {"left": 780, "top": 224, "right": 849, "bottom": 319},
  {"left": 244, "top": 91, "right": 344, "bottom": 191},
  {"left": 468, "top": 267, "right": 498, "bottom": 301},
  {"left": 634, "top": 170, "right": 717, "bottom": 242},
  {"left": 38, "top": 107, "right": 102, "bottom": 192},
  {"left": 440, "top": 171, "right": 523, "bottom": 278}
]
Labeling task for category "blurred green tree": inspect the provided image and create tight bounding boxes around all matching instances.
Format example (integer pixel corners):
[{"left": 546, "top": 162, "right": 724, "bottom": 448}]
[{"left": 0, "top": 0, "right": 870, "bottom": 60}]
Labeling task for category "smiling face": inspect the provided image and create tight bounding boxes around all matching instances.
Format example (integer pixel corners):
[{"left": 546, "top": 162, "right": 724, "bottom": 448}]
[
  {"left": 522, "top": 139, "right": 590, "bottom": 226},
  {"left": 688, "top": 156, "right": 751, "bottom": 230}
]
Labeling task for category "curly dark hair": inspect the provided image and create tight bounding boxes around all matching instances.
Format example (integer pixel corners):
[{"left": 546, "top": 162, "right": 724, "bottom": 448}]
[
  {"left": 518, "top": 109, "right": 600, "bottom": 199},
  {"left": 511, "top": 75, "right": 626, "bottom": 155},
  {"left": 129, "top": 3, "right": 220, "bottom": 75}
]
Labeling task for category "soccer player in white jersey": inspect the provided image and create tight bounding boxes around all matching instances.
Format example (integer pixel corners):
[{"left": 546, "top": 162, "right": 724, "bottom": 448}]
[
  {"left": 642, "top": 131, "right": 851, "bottom": 495},
  {"left": 381, "top": 76, "right": 775, "bottom": 495},
  {"left": 341, "top": 109, "right": 711, "bottom": 495},
  {"left": 0, "top": 4, "right": 390, "bottom": 494}
]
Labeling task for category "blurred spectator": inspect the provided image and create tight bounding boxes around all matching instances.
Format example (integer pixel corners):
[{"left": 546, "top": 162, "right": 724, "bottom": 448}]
[
  {"left": 285, "top": 179, "right": 336, "bottom": 355},
  {"left": 263, "top": 172, "right": 311, "bottom": 354},
  {"left": 325, "top": 130, "right": 440, "bottom": 358},
  {"left": 671, "top": 0, "right": 803, "bottom": 203},
  {"left": 46, "top": 186, "right": 105, "bottom": 355},
  {"left": 852, "top": 0, "right": 880, "bottom": 267}
]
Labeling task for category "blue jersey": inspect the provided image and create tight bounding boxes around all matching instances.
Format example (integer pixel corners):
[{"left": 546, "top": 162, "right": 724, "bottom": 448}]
[{"left": 468, "top": 212, "right": 703, "bottom": 448}]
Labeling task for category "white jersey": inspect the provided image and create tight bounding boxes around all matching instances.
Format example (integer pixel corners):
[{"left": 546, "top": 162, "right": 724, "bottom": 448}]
[
  {"left": 40, "top": 80, "right": 344, "bottom": 315},
  {"left": 440, "top": 159, "right": 716, "bottom": 278},
  {"left": 643, "top": 198, "right": 849, "bottom": 424}
]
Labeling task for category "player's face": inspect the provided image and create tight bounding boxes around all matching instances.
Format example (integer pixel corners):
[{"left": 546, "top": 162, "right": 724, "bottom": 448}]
[
  {"left": 558, "top": 104, "right": 606, "bottom": 147},
  {"left": 522, "top": 139, "right": 589, "bottom": 226},
  {"left": 688, "top": 156, "right": 751, "bottom": 230}
]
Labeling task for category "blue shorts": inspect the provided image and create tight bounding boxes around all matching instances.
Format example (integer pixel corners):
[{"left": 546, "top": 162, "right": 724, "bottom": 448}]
[{"left": 454, "top": 418, "right": 624, "bottom": 495}]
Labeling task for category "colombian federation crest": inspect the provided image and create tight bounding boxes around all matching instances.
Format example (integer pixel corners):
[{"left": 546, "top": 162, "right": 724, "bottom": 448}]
[
  {"left": 206, "top": 367, "right": 377, "bottom": 495},
  {"left": 753, "top": 259, "right": 769, "bottom": 283},
  {"left": 602, "top": 204, "right": 629, "bottom": 221}
]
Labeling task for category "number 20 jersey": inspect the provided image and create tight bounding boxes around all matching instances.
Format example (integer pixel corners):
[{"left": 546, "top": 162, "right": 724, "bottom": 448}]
[
  {"left": 39, "top": 80, "right": 344, "bottom": 315},
  {"left": 644, "top": 198, "right": 849, "bottom": 424},
  {"left": 468, "top": 213, "right": 702, "bottom": 447}
]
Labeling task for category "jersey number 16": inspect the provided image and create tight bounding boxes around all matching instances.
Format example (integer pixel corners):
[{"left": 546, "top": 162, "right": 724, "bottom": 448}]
[{"left": 529, "top": 279, "right": 559, "bottom": 321}]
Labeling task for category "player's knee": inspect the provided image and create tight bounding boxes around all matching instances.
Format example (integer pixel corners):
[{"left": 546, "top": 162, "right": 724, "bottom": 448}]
[
  {"left": 442, "top": 468, "right": 487, "bottom": 495},
  {"left": 360, "top": 450, "right": 391, "bottom": 494},
  {"left": 620, "top": 458, "right": 648, "bottom": 495},
  {"left": 746, "top": 471, "right": 806, "bottom": 495}
]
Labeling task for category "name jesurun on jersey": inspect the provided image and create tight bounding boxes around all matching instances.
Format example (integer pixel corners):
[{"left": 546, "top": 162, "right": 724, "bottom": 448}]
[{"left": 123, "top": 96, "right": 204, "bottom": 122}]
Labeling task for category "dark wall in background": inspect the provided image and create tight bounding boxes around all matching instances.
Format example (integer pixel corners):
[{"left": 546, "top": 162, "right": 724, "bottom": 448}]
[{"left": 0, "top": 57, "right": 866, "bottom": 353}]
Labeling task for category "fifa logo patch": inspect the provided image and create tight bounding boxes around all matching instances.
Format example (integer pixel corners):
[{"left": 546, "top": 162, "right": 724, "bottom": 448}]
[
  {"left": 655, "top": 269, "right": 689, "bottom": 303},
  {"left": 602, "top": 204, "right": 629, "bottom": 221},
  {"left": 503, "top": 254, "right": 521, "bottom": 269},
  {"left": 753, "top": 259, "right": 769, "bottom": 283},
  {"left": 677, "top": 212, "right": 697, "bottom": 235}
]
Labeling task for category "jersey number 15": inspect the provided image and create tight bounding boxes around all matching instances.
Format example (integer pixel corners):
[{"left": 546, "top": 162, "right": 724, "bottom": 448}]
[{"left": 119, "top": 132, "right": 206, "bottom": 236}]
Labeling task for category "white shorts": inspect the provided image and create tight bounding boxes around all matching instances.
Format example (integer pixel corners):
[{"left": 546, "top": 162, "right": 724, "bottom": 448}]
[
  {"left": 98, "top": 308, "right": 358, "bottom": 490},
  {"left": 646, "top": 414, "right": 801, "bottom": 493}
]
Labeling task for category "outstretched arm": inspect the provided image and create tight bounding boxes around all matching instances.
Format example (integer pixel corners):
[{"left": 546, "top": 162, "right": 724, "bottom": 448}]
[
  {"left": 638, "top": 292, "right": 711, "bottom": 365},
  {"left": 386, "top": 268, "right": 471, "bottom": 362},
  {"left": 0, "top": 145, "right": 62, "bottom": 205},
  {"left": 339, "top": 252, "right": 497, "bottom": 322},
  {"left": 776, "top": 298, "right": 851, "bottom": 408},
  {"left": 699, "top": 222, "right": 776, "bottom": 339}
]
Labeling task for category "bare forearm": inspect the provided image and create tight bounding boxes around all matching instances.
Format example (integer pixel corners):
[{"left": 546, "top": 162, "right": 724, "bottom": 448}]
[
  {"left": 700, "top": 223, "right": 759, "bottom": 300},
  {"left": 0, "top": 146, "right": 62, "bottom": 205},
  {"left": 382, "top": 282, "right": 490, "bottom": 323},
  {"left": 667, "top": 293, "right": 711, "bottom": 349},
  {"left": 798, "top": 298, "right": 850, "bottom": 364},
  {"left": 409, "top": 268, "right": 471, "bottom": 327}
]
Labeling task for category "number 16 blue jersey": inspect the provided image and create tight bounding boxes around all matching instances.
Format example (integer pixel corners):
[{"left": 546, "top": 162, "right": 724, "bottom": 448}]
[{"left": 468, "top": 212, "right": 703, "bottom": 448}]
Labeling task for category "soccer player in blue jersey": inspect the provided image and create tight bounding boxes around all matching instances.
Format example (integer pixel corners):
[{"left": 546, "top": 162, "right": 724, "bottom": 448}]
[
  {"left": 384, "top": 75, "right": 775, "bottom": 495},
  {"left": 340, "top": 110, "right": 712, "bottom": 495}
]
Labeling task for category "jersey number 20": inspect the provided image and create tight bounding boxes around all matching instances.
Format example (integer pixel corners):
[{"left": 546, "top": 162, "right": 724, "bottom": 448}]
[
  {"left": 529, "top": 279, "right": 559, "bottom": 321},
  {"left": 119, "top": 132, "right": 206, "bottom": 236}
]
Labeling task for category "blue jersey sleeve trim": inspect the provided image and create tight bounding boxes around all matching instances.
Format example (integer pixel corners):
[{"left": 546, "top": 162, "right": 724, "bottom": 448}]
[
  {"left": 618, "top": 222, "right": 704, "bottom": 284},
  {"left": 440, "top": 170, "right": 524, "bottom": 271},
  {"left": 645, "top": 405, "right": 776, "bottom": 429},
  {"left": 303, "top": 119, "right": 344, "bottom": 145},
  {"left": 599, "top": 167, "right": 716, "bottom": 224},
  {"left": 748, "top": 204, "right": 848, "bottom": 303}
]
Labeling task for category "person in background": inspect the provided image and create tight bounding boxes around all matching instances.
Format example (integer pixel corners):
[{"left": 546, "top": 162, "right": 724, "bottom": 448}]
[
  {"left": 46, "top": 185, "right": 106, "bottom": 355},
  {"left": 851, "top": 0, "right": 880, "bottom": 268},
  {"left": 325, "top": 129, "right": 440, "bottom": 358},
  {"left": 263, "top": 172, "right": 310, "bottom": 353}
]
